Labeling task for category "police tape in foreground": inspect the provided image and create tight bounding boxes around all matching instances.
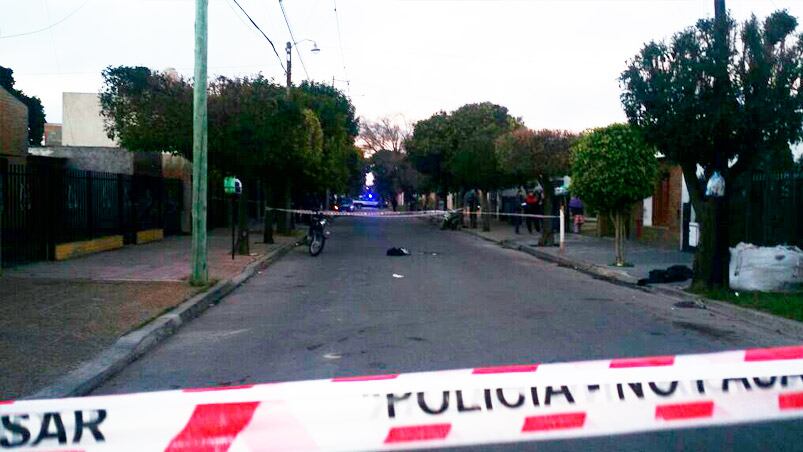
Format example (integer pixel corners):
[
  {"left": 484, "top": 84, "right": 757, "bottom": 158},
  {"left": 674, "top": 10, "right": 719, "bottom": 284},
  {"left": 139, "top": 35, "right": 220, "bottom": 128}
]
[{"left": 3, "top": 345, "right": 803, "bottom": 451}]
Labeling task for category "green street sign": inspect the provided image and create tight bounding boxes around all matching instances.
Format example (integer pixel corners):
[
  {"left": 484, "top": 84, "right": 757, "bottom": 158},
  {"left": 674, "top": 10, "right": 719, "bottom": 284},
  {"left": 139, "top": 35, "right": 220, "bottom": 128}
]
[{"left": 224, "top": 176, "right": 242, "bottom": 195}]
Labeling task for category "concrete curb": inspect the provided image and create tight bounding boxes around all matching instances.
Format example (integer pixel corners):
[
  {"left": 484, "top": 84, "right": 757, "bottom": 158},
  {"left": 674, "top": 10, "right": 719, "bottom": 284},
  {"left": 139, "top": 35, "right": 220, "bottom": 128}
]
[
  {"left": 27, "top": 240, "right": 298, "bottom": 399},
  {"left": 459, "top": 227, "right": 803, "bottom": 341}
]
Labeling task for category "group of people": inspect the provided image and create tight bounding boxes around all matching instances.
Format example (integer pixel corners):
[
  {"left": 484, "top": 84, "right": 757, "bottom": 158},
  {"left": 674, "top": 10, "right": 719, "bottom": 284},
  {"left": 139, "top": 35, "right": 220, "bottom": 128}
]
[{"left": 509, "top": 188, "right": 585, "bottom": 235}]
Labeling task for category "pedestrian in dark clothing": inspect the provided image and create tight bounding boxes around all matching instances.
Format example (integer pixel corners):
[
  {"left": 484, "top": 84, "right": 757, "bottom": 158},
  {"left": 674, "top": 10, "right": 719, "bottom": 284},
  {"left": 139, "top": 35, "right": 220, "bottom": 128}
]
[
  {"left": 534, "top": 189, "right": 544, "bottom": 232},
  {"left": 524, "top": 190, "right": 539, "bottom": 234},
  {"left": 512, "top": 189, "right": 524, "bottom": 234},
  {"left": 569, "top": 196, "right": 585, "bottom": 233},
  {"left": 465, "top": 189, "right": 479, "bottom": 229}
]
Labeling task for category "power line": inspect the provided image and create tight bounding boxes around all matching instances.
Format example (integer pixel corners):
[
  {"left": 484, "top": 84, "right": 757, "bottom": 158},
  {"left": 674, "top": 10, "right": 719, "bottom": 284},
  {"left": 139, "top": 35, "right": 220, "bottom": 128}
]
[
  {"left": 278, "top": 0, "right": 310, "bottom": 80},
  {"left": 0, "top": 0, "right": 91, "bottom": 39},
  {"left": 230, "top": 0, "right": 286, "bottom": 73},
  {"left": 332, "top": 0, "right": 349, "bottom": 91}
]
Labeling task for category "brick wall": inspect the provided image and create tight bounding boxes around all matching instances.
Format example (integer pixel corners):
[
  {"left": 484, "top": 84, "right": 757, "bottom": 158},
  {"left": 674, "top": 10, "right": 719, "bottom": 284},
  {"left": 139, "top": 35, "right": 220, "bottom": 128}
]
[
  {"left": 44, "top": 123, "right": 62, "bottom": 146},
  {"left": 0, "top": 87, "right": 28, "bottom": 157},
  {"left": 633, "top": 162, "right": 684, "bottom": 248}
]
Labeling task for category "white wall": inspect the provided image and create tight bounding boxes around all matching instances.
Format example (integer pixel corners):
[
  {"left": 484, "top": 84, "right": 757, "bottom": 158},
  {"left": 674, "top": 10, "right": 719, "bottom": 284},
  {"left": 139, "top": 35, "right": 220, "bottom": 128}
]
[
  {"left": 62, "top": 93, "right": 117, "bottom": 147},
  {"left": 642, "top": 197, "right": 653, "bottom": 227}
]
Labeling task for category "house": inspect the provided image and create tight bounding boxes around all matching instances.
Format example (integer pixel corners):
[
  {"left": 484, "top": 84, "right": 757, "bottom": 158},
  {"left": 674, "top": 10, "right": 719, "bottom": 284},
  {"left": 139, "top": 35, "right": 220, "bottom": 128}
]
[
  {"left": 0, "top": 85, "right": 28, "bottom": 165},
  {"left": 44, "top": 123, "right": 62, "bottom": 146},
  {"left": 28, "top": 92, "right": 193, "bottom": 234},
  {"left": 634, "top": 160, "right": 698, "bottom": 251}
]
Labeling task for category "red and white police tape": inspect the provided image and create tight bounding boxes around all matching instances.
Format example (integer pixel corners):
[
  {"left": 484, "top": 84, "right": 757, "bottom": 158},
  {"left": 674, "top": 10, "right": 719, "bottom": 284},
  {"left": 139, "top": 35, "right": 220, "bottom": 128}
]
[
  {"left": 265, "top": 207, "right": 561, "bottom": 220},
  {"left": 3, "top": 345, "right": 803, "bottom": 451}
]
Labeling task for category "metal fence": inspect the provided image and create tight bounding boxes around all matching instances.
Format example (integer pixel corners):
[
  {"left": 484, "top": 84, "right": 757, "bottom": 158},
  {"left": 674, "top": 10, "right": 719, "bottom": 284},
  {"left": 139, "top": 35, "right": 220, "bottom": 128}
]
[
  {"left": 731, "top": 171, "right": 802, "bottom": 248},
  {"left": 1, "top": 164, "right": 183, "bottom": 267}
]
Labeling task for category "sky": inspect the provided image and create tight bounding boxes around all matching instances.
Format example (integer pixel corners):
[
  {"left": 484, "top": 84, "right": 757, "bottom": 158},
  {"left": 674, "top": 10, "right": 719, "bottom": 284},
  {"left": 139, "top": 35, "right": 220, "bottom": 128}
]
[{"left": 2, "top": 0, "right": 803, "bottom": 141}]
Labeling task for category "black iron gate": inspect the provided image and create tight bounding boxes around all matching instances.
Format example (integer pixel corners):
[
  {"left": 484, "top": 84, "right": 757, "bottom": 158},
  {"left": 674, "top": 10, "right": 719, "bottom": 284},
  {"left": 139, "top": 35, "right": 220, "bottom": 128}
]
[
  {"left": 0, "top": 164, "right": 52, "bottom": 264},
  {"left": 1, "top": 165, "right": 184, "bottom": 267}
]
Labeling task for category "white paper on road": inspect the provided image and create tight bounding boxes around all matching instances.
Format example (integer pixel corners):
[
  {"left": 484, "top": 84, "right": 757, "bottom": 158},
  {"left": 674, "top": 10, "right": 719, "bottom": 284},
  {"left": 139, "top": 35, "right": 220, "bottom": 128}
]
[{"left": 2, "top": 345, "right": 803, "bottom": 451}]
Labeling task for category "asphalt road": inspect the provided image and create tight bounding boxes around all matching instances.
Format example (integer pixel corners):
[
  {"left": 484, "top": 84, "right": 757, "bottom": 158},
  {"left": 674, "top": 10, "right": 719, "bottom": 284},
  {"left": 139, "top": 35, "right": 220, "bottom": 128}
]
[{"left": 94, "top": 216, "right": 801, "bottom": 450}]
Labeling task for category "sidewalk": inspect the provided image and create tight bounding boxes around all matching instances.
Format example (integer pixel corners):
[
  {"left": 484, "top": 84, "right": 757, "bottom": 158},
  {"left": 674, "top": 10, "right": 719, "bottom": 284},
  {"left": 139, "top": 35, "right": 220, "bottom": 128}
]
[
  {"left": 0, "top": 229, "right": 298, "bottom": 399},
  {"left": 459, "top": 218, "right": 693, "bottom": 285}
]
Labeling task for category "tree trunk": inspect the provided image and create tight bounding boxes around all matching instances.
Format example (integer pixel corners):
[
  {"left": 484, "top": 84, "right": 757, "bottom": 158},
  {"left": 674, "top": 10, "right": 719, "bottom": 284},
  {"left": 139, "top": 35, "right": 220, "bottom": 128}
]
[
  {"left": 262, "top": 180, "right": 274, "bottom": 244},
  {"left": 479, "top": 189, "right": 491, "bottom": 232},
  {"left": 612, "top": 210, "right": 625, "bottom": 266},
  {"left": 680, "top": 164, "right": 730, "bottom": 290},
  {"left": 237, "top": 182, "right": 250, "bottom": 255},
  {"left": 540, "top": 178, "right": 555, "bottom": 246},
  {"left": 691, "top": 198, "right": 730, "bottom": 290},
  {"left": 276, "top": 180, "right": 290, "bottom": 234}
]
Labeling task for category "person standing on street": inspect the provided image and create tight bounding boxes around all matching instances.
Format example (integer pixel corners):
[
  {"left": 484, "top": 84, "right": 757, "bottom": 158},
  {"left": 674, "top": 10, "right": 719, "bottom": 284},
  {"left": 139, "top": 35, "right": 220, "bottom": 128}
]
[
  {"left": 524, "top": 190, "right": 539, "bottom": 234},
  {"left": 465, "top": 189, "right": 479, "bottom": 229},
  {"left": 569, "top": 196, "right": 585, "bottom": 233},
  {"left": 512, "top": 188, "right": 524, "bottom": 234}
]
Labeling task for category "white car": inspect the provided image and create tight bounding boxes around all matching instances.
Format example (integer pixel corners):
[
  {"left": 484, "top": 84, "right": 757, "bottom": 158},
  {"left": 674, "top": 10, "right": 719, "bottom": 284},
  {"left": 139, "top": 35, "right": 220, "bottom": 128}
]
[{"left": 352, "top": 196, "right": 380, "bottom": 209}]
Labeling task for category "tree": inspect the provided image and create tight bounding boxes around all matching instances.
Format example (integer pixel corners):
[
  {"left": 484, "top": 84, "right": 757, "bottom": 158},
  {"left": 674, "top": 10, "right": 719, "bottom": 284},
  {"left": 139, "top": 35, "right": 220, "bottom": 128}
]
[
  {"left": 295, "top": 81, "right": 360, "bottom": 197},
  {"left": 496, "top": 128, "right": 577, "bottom": 245},
  {"left": 208, "top": 75, "right": 321, "bottom": 251},
  {"left": 360, "top": 116, "right": 409, "bottom": 156},
  {"left": 405, "top": 112, "right": 454, "bottom": 204},
  {"left": 370, "top": 149, "right": 421, "bottom": 207},
  {"left": 571, "top": 124, "right": 657, "bottom": 266},
  {"left": 0, "top": 65, "right": 46, "bottom": 146},
  {"left": 344, "top": 145, "right": 367, "bottom": 196},
  {"left": 100, "top": 67, "right": 360, "bottom": 241},
  {"left": 447, "top": 102, "right": 520, "bottom": 231},
  {"left": 100, "top": 66, "right": 193, "bottom": 158},
  {"left": 620, "top": 10, "right": 803, "bottom": 289}
]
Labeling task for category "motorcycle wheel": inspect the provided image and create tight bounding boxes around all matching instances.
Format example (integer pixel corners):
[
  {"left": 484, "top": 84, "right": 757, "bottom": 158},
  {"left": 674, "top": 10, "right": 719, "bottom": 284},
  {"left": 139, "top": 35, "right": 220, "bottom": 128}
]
[{"left": 309, "top": 231, "right": 325, "bottom": 256}]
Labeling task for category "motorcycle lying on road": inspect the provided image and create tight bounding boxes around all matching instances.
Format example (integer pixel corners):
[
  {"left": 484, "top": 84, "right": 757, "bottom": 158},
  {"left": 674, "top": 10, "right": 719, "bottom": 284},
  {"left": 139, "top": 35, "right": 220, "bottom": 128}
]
[
  {"left": 441, "top": 209, "right": 463, "bottom": 230},
  {"left": 307, "top": 211, "right": 331, "bottom": 256}
]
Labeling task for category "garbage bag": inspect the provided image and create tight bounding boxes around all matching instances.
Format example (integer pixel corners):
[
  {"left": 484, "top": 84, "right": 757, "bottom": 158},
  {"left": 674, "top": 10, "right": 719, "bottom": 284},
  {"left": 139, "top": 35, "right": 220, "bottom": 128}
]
[
  {"left": 729, "top": 243, "right": 803, "bottom": 292},
  {"left": 705, "top": 171, "right": 725, "bottom": 197},
  {"left": 637, "top": 265, "right": 693, "bottom": 286},
  {"left": 387, "top": 247, "right": 410, "bottom": 256}
]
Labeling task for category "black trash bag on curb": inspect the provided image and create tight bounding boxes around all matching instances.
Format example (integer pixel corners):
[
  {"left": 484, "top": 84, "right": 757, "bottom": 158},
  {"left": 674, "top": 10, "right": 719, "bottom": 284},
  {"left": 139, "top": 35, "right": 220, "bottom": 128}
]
[
  {"left": 637, "top": 265, "right": 693, "bottom": 286},
  {"left": 387, "top": 247, "right": 411, "bottom": 256}
]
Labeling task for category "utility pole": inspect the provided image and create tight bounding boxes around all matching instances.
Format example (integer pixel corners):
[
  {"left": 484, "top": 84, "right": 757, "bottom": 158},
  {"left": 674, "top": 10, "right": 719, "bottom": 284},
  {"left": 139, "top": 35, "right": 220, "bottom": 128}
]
[
  {"left": 714, "top": 0, "right": 725, "bottom": 24},
  {"left": 286, "top": 42, "right": 292, "bottom": 98},
  {"left": 190, "top": 0, "right": 208, "bottom": 286}
]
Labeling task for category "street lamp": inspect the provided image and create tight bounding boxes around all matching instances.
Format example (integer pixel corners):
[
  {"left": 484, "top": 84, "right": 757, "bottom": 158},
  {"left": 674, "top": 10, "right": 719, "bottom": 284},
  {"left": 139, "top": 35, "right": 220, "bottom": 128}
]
[
  {"left": 286, "top": 38, "right": 320, "bottom": 93},
  {"left": 295, "top": 39, "right": 320, "bottom": 53}
]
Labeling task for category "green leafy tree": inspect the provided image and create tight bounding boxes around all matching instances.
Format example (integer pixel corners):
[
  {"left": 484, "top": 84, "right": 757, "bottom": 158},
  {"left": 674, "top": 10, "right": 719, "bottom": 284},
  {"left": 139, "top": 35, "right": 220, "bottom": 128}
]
[
  {"left": 100, "top": 66, "right": 193, "bottom": 157},
  {"left": 447, "top": 102, "right": 520, "bottom": 231},
  {"left": 571, "top": 124, "right": 657, "bottom": 266},
  {"left": 344, "top": 145, "right": 367, "bottom": 196},
  {"left": 209, "top": 75, "right": 322, "bottom": 250},
  {"left": 0, "top": 65, "right": 46, "bottom": 146},
  {"left": 295, "top": 81, "right": 359, "bottom": 196},
  {"left": 405, "top": 112, "right": 455, "bottom": 203},
  {"left": 620, "top": 10, "right": 803, "bottom": 289},
  {"left": 496, "top": 128, "right": 577, "bottom": 245},
  {"left": 100, "top": 67, "right": 359, "bottom": 240}
]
